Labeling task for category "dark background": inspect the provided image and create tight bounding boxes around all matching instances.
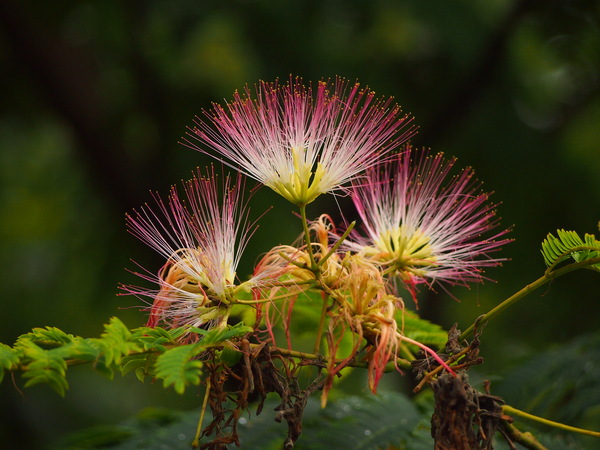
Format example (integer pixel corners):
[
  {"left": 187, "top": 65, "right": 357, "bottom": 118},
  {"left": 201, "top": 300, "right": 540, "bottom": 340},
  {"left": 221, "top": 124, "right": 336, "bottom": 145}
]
[{"left": 1, "top": 0, "right": 599, "bottom": 447}]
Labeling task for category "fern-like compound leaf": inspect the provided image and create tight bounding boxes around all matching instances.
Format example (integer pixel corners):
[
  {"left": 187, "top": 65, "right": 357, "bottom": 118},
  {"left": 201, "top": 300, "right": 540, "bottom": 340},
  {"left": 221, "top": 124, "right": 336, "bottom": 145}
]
[
  {"left": 129, "top": 326, "right": 181, "bottom": 353},
  {"left": 18, "top": 326, "right": 76, "bottom": 347},
  {"left": 154, "top": 343, "right": 205, "bottom": 394},
  {"left": 19, "top": 341, "right": 69, "bottom": 396},
  {"left": 541, "top": 229, "right": 600, "bottom": 270},
  {"left": 88, "top": 317, "right": 143, "bottom": 371},
  {"left": 0, "top": 343, "right": 20, "bottom": 384},
  {"left": 400, "top": 309, "right": 448, "bottom": 348},
  {"left": 154, "top": 324, "right": 252, "bottom": 394}
]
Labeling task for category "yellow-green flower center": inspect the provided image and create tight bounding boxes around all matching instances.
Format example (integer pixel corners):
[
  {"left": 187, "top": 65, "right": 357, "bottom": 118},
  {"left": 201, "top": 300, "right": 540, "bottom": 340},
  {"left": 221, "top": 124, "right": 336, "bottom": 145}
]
[
  {"left": 162, "top": 248, "right": 236, "bottom": 305},
  {"left": 370, "top": 226, "right": 437, "bottom": 277},
  {"left": 268, "top": 147, "right": 326, "bottom": 206}
]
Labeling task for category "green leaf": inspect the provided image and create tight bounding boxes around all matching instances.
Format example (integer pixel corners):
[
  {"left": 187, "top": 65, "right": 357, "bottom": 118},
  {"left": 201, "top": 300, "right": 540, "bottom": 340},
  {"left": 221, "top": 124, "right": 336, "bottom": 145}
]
[
  {"left": 55, "top": 391, "right": 433, "bottom": 449},
  {"left": 19, "top": 341, "right": 69, "bottom": 396},
  {"left": 51, "top": 424, "right": 134, "bottom": 449},
  {"left": 281, "top": 289, "right": 328, "bottom": 352},
  {"left": 187, "top": 322, "right": 253, "bottom": 345},
  {"left": 494, "top": 332, "right": 600, "bottom": 448},
  {"left": 541, "top": 229, "right": 600, "bottom": 270},
  {"left": 154, "top": 343, "right": 204, "bottom": 394},
  {"left": 296, "top": 391, "right": 430, "bottom": 449},
  {"left": 56, "top": 338, "right": 101, "bottom": 362},
  {"left": 121, "top": 354, "right": 157, "bottom": 383},
  {"left": 217, "top": 345, "right": 243, "bottom": 367},
  {"left": 129, "top": 326, "right": 179, "bottom": 353},
  {"left": 88, "top": 317, "right": 142, "bottom": 369},
  {"left": 51, "top": 407, "right": 189, "bottom": 450},
  {"left": 0, "top": 343, "right": 21, "bottom": 383},
  {"left": 19, "top": 326, "right": 76, "bottom": 347},
  {"left": 398, "top": 309, "right": 448, "bottom": 349},
  {"left": 153, "top": 323, "right": 251, "bottom": 394},
  {"left": 496, "top": 332, "right": 600, "bottom": 428}
]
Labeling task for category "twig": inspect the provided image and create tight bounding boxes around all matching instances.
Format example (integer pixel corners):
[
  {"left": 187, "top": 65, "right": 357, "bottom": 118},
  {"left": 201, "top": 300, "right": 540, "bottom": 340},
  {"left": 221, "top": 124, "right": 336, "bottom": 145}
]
[
  {"left": 192, "top": 377, "right": 212, "bottom": 449},
  {"left": 460, "top": 257, "right": 600, "bottom": 340},
  {"left": 503, "top": 404, "right": 600, "bottom": 438},
  {"left": 500, "top": 422, "right": 548, "bottom": 450}
]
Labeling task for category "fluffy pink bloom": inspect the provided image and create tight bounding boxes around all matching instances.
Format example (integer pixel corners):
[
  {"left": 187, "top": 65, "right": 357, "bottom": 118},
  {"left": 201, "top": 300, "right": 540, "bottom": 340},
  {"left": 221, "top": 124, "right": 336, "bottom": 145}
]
[
  {"left": 122, "top": 168, "right": 264, "bottom": 334},
  {"left": 182, "top": 76, "right": 416, "bottom": 205},
  {"left": 347, "top": 146, "right": 511, "bottom": 295}
]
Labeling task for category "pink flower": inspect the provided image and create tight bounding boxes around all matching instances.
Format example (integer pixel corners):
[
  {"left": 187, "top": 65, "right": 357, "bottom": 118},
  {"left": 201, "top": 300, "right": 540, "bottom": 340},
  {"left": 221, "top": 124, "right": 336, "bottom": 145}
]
[
  {"left": 347, "top": 146, "right": 511, "bottom": 295},
  {"left": 182, "top": 76, "right": 415, "bottom": 206},
  {"left": 122, "top": 168, "right": 265, "bottom": 335}
]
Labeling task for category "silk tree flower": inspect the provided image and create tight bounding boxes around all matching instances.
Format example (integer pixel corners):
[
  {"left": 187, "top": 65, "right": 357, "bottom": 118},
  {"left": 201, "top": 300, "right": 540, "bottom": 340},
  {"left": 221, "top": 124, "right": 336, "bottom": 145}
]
[
  {"left": 346, "top": 145, "right": 511, "bottom": 297},
  {"left": 122, "top": 168, "right": 268, "bottom": 338},
  {"left": 182, "top": 76, "right": 416, "bottom": 206}
]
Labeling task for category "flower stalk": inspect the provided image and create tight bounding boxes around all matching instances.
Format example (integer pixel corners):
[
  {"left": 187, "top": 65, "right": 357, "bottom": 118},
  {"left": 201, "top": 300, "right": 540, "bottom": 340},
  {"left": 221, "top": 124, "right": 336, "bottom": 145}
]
[
  {"left": 503, "top": 404, "right": 600, "bottom": 438},
  {"left": 461, "top": 256, "right": 600, "bottom": 340}
]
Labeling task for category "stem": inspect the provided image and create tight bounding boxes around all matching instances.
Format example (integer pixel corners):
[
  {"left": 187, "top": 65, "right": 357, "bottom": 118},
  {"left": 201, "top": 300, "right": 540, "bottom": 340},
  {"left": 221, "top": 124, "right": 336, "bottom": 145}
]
[
  {"left": 235, "top": 287, "right": 313, "bottom": 304},
  {"left": 413, "top": 345, "right": 473, "bottom": 393},
  {"left": 313, "top": 294, "right": 329, "bottom": 354},
  {"left": 277, "top": 250, "right": 310, "bottom": 269},
  {"left": 192, "top": 377, "right": 212, "bottom": 448},
  {"left": 269, "top": 346, "right": 325, "bottom": 362},
  {"left": 460, "top": 257, "right": 600, "bottom": 340},
  {"left": 392, "top": 357, "right": 413, "bottom": 371},
  {"left": 299, "top": 204, "right": 317, "bottom": 269},
  {"left": 265, "top": 344, "right": 415, "bottom": 369},
  {"left": 398, "top": 334, "right": 456, "bottom": 376},
  {"left": 398, "top": 343, "right": 416, "bottom": 361},
  {"left": 318, "top": 221, "right": 356, "bottom": 267},
  {"left": 503, "top": 404, "right": 600, "bottom": 438},
  {"left": 500, "top": 422, "right": 548, "bottom": 450},
  {"left": 545, "top": 245, "right": 600, "bottom": 273}
]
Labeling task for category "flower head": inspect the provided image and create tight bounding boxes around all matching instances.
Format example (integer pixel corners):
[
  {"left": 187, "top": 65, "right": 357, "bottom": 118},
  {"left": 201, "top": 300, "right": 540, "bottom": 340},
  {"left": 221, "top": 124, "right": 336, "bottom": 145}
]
[
  {"left": 122, "top": 168, "right": 265, "bottom": 337},
  {"left": 347, "top": 145, "right": 511, "bottom": 296},
  {"left": 183, "top": 76, "right": 415, "bottom": 206}
]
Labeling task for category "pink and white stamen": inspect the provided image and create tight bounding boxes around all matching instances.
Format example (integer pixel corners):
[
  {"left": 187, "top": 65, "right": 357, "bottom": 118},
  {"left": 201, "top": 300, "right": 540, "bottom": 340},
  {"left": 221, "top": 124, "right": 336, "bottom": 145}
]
[
  {"left": 346, "top": 145, "right": 511, "bottom": 296},
  {"left": 182, "top": 76, "right": 416, "bottom": 206},
  {"left": 122, "top": 168, "right": 267, "bottom": 334}
]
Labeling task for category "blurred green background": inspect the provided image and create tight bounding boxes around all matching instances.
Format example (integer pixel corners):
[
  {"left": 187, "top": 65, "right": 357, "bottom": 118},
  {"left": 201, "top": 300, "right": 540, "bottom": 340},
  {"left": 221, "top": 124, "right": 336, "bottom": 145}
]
[{"left": 1, "top": 0, "right": 599, "bottom": 448}]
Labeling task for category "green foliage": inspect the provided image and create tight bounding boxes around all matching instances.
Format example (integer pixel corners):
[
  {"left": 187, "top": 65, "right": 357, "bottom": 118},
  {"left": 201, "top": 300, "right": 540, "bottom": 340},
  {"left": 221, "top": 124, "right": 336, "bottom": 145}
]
[
  {"left": 189, "top": 322, "right": 253, "bottom": 345},
  {"left": 495, "top": 332, "right": 600, "bottom": 428},
  {"left": 400, "top": 309, "right": 449, "bottom": 349},
  {"left": 52, "top": 391, "right": 434, "bottom": 449},
  {"left": 3, "top": 318, "right": 143, "bottom": 395},
  {"left": 86, "top": 317, "right": 143, "bottom": 378},
  {"left": 154, "top": 343, "right": 205, "bottom": 394},
  {"left": 541, "top": 229, "right": 600, "bottom": 271},
  {"left": 494, "top": 332, "right": 600, "bottom": 448},
  {"left": 20, "top": 326, "right": 77, "bottom": 346},
  {"left": 45, "top": 332, "right": 600, "bottom": 449},
  {"left": 296, "top": 391, "right": 431, "bottom": 449},
  {"left": 154, "top": 323, "right": 252, "bottom": 394},
  {"left": 0, "top": 343, "right": 20, "bottom": 383},
  {"left": 0, "top": 318, "right": 252, "bottom": 396},
  {"left": 18, "top": 340, "right": 69, "bottom": 396}
]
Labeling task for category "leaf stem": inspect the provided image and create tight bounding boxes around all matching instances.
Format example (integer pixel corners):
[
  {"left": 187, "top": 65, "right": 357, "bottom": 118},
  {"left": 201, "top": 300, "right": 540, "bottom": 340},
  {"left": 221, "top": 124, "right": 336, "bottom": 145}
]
[
  {"left": 235, "top": 287, "right": 313, "bottom": 304},
  {"left": 500, "top": 422, "right": 548, "bottom": 450},
  {"left": 299, "top": 204, "right": 316, "bottom": 269},
  {"left": 460, "top": 257, "right": 600, "bottom": 340},
  {"left": 503, "top": 404, "right": 600, "bottom": 438},
  {"left": 266, "top": 344, "right": 413, "bottom": 370},
  {"left": 192, "top": 377, "right": 211, "bottom": 448},
  {"left": 313, "top": 294, "right": 328, "bottom": 354},
  {"left": 318, "top": 221, "right": 356, "bottom": 267}
]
